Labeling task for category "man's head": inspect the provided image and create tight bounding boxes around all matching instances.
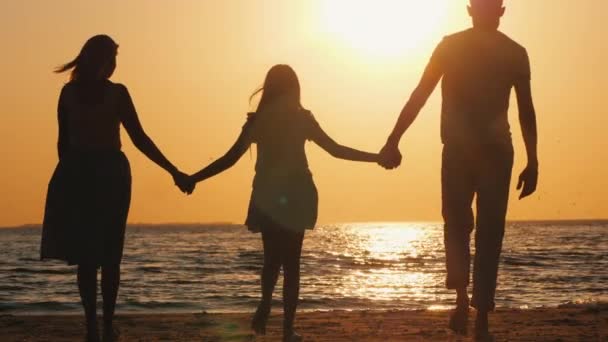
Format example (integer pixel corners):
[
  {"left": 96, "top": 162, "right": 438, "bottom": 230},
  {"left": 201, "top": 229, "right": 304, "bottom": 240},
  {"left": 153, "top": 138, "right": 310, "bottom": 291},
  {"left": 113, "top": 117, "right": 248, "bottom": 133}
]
[{"left": 468, "top": 0, "right": 505, "bottom": 31}]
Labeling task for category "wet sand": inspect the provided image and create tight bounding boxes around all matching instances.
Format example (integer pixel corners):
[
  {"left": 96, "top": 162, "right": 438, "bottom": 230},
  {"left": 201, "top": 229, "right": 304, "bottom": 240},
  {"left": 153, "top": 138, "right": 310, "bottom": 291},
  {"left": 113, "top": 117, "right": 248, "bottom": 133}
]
[{"left": 1, "top": 307, "right": 606, "bottom": 341}]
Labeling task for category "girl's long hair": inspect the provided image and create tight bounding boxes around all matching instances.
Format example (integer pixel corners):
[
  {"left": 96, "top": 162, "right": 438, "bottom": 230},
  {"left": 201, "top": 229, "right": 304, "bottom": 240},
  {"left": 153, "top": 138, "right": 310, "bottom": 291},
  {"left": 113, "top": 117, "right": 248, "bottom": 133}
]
[
  {"left": 55, "top": 34, "right": 118, "bottom": 81},
  {"left": 250, "top": 64, "right": 303, "bottom": 112}
]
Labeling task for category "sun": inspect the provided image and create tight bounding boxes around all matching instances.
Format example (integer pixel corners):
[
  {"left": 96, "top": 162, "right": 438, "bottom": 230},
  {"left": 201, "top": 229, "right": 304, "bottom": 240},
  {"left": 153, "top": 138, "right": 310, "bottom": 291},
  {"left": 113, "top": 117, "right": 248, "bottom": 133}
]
[{"left": 322, "top": 0, "right": 450, "bottom": 58}]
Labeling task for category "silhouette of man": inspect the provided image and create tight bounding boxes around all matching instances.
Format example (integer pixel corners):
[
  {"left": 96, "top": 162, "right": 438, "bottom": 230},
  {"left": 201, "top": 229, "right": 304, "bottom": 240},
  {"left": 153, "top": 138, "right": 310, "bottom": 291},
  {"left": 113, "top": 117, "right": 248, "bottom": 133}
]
[{"left": 379, "top": 0, "right": 538, "bottom": 337}]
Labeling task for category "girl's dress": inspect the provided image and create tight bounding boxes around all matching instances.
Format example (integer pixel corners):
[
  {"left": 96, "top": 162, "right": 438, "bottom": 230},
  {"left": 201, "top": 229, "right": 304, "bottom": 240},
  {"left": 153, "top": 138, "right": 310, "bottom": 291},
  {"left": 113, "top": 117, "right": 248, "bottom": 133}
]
[{"left": 244, "top": 108, "right": 321, "bottom": 233}]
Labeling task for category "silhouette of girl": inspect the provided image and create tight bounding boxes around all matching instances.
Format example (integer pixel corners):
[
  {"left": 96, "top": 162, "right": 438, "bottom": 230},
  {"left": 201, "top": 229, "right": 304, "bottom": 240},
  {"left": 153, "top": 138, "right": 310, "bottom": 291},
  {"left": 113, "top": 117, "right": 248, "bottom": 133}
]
[
  {"left": 184, "top": 65, "right": 380, "bottom": 341},
  {"left": 41, "top": 35, "right": 189, "bottom": 342}
]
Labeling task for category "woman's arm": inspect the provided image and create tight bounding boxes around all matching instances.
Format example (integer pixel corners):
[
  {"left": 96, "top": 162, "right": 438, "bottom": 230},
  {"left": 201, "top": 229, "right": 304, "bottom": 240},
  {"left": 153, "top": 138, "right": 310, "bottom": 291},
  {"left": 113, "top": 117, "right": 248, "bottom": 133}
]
[
  {"left": 310, "top": 120, "right": 378, "bottom": 163},
  {"left": 57, "top": 88, "right": 69, "bottom": 160},
  {"left": 190, "top": 129, "right": 252, "bottom": 183},
  {"left": 118, "top": 85, "right": 183, "bottom": 178}
]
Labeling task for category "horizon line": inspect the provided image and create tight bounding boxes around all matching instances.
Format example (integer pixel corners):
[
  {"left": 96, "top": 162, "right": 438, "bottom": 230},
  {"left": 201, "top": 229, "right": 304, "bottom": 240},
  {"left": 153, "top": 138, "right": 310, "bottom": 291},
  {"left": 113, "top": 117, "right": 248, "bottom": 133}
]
[{"left": 2, "top": 218, "right": 607, "bottom": 229}]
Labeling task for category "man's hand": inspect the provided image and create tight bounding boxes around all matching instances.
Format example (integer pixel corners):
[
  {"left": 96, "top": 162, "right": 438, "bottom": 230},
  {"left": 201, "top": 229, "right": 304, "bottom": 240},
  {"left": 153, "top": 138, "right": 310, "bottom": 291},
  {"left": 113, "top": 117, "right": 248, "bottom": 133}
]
[
  {"left": 378, "top": 143, "right": 402, "bottom": 170},
  {"left": 517, "top": 163, "right": 538, "bottom": 199}
]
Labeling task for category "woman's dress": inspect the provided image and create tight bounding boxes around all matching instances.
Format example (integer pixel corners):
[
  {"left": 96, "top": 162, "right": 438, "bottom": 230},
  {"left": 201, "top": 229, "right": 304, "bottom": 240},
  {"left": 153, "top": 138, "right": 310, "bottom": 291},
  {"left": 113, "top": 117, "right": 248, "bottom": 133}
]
[{"left": 41, "top": 81, "right": 133, "bottom": 266}]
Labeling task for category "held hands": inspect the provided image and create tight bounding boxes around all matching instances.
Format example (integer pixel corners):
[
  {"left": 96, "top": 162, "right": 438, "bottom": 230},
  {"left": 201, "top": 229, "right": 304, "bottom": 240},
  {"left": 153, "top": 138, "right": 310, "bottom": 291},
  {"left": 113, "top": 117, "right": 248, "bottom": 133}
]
[
  {"left": 172, "top": 171, "right": 196, "bottom": 195},
  {"left": 517, "top": 162, "right": 538, "bottom": 199},
  {"left": 378, "top": 142, "right": 402, "bottom": 170}
]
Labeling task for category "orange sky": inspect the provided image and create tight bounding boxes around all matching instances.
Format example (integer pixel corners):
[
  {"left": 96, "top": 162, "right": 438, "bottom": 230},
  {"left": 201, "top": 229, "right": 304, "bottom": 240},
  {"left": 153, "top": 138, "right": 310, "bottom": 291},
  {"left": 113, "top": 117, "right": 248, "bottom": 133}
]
[{"left": 1, "top": 1, "right": 606, "bottom": 226}]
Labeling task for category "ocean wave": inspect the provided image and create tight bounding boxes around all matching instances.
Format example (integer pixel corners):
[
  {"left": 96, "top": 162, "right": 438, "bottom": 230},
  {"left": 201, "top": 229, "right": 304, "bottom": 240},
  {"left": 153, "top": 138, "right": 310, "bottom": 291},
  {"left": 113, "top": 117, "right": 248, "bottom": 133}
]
[
  {"left": 8, "top": 267, "right": 72, "bottom": 275},
  {"left": 557, "top": 300, "right": 608, "bottom": 310},
  {"left": 0, "top": 301, "right": 80, "bottom": 312},
  {"left": 1, "top": 222, "right": 606, "bottom": 314},
  {"left": 502, "top": 257, "right": 548, "bottom": 267},
  {"left": 135, "top": 266, "right": 164, "bottom": 273}
]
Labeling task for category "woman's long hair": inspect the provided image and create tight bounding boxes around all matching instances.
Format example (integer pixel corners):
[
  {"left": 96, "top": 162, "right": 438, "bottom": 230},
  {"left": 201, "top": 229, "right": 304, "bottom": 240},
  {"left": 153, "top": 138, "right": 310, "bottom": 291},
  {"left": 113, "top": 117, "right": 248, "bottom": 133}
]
[
  {"left": 250, "top": 64, "right": 303, "bottom": 112},
  {"left": 55, "top": 35, "right": 118, "bottom": 81}
]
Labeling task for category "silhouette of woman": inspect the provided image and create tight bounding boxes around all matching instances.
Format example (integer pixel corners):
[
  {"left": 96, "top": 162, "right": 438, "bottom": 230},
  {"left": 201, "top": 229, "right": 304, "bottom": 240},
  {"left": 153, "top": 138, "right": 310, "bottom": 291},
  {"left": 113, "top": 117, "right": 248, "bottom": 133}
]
[
  {"left": 40, "top": 35, "right": 189, "bottom": 342},
  {"left": 183, "top": 65, "right": 380, "bottom": 341}
]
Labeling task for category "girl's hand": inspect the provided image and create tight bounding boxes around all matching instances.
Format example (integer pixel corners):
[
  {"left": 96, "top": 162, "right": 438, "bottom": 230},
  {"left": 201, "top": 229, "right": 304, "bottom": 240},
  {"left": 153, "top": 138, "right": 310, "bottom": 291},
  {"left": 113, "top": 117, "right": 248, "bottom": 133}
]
[{"left": 373, "top": 153, "right": 382, "bottom": 164}]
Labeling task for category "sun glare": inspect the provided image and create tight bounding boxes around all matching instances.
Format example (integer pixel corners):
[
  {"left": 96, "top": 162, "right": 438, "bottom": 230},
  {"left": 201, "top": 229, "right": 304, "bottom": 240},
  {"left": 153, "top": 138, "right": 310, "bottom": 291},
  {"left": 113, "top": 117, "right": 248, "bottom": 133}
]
[{"left": 322, "top": 0, "right": 449, "bottom": 58}]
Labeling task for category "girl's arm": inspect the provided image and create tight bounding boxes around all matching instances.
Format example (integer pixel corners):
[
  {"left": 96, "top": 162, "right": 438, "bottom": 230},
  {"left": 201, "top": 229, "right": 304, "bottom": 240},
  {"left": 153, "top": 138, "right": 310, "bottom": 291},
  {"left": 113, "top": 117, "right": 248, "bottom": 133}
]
[
  {"left": 190, "top": 129, "right": 252, "bottom": 183},
  {"left": 310, "top": 120, "right": 378, "bottom": 163}
]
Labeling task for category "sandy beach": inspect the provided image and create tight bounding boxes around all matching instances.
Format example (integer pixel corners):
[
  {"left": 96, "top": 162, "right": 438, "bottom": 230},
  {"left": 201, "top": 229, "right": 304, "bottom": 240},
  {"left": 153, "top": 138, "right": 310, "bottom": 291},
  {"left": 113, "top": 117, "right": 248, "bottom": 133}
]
[{"left": 1, "top": 307, "right": 606, "bottom": 341}]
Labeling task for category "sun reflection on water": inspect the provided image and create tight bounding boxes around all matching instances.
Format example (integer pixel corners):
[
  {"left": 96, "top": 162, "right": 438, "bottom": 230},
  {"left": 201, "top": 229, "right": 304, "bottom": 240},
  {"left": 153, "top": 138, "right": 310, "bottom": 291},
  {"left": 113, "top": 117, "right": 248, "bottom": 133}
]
[
  {"left": 326, "top": 223, "right": 445, "bottom": 304},
  {"left": 359, "top": 224, "right": 423, "bottom": 260}
]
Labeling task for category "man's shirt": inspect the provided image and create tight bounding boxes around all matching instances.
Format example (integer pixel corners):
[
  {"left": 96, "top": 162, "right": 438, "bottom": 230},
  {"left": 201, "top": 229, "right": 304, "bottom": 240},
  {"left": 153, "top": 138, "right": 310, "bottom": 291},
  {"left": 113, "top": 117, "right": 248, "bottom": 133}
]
[{"left": 430, "top": 28, "right": 530, "bottom": 145}]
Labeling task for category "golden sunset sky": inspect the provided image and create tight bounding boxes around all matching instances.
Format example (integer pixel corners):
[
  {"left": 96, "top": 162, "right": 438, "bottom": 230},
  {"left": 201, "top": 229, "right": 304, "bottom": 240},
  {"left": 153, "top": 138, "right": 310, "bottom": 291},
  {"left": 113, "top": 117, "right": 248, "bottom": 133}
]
[{"left": 1, "top": 0, "right": 606, "bottom": 226}]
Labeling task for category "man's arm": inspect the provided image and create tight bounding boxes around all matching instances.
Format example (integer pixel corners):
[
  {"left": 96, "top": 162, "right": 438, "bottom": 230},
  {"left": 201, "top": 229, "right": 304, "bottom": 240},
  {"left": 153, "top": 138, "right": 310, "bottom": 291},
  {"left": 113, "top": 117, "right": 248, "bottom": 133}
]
[
  {"left": 387, "top": 64, "right": 443, "bottom": 146},
  {"left": 514, "top": 79, "right": 539, "bottom": 199},
  {"left": 379, "top": 59, "right": 443, "bottom": 168}
]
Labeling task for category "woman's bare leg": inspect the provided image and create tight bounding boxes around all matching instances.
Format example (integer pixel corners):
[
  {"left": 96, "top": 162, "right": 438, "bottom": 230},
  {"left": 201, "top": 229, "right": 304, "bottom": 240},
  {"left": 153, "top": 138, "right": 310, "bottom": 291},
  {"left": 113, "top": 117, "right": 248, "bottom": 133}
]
[
  {"left": 101, "top": 263, "right": 120, "bottom": 339},
  {"left": 77, "top": 264, "right": 99, "bottom": 341}
]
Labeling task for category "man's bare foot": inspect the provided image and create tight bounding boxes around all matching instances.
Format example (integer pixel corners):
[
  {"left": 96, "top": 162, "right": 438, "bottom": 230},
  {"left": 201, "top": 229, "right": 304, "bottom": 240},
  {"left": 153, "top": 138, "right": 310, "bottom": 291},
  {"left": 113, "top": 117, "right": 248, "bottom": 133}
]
[
  {"left": 448, "top": 306, "right": 469, "bottom": 335},
  {"left": 283, "top": 329, "right": 302, "bottom": 342},
  {"left": 251, "top": 304, "right": 270, "bottom": 335},
  {"left": 449, "top": 288, "right": 470, "bottom": 335},
  {"left": 474, "top": 311, "right": 493, "bottom": 341},
  {"left": 102, "top": 325, "right": 120, "bottom": 342},
  {"left": 85, "top": 320, "right": 100, "bottom": 342},
  {"left": 85, "top": 329, "right": 100, "bottom": 342}
]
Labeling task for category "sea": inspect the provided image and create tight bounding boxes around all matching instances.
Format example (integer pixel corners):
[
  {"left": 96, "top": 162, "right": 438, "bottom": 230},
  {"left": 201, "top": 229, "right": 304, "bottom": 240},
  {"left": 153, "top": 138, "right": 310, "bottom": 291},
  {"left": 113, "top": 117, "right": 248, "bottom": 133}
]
[{"left": 0, "top": 221, "right": 606, "bottom": 314}]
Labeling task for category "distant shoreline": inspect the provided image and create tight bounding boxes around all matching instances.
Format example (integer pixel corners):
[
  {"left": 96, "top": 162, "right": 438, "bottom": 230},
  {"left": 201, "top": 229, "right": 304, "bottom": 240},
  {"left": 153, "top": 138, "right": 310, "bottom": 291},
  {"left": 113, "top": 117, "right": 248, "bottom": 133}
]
[{"left": 2, "top": 219, "right": 607, "bottom": 230}]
